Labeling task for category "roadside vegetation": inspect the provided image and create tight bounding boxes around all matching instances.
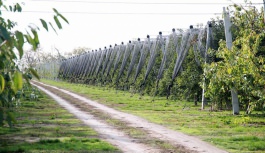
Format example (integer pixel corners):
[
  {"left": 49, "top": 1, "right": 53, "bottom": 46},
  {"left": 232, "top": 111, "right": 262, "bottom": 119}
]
[
  {"left": 47, "top": 2, "right": 265, "bottom": 117},
  {"left": 0, "top": 86, "right": 120, "bottom": 153},
  {"left": 42, "top": 79, "right": 265, "bottom": 153}
]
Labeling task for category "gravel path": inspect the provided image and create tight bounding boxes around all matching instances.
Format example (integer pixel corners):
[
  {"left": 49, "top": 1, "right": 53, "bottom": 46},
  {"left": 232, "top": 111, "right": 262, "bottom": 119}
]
[
  {"left": 32, "top": 82, "right": 160, "bottom": 153},
  {"left": 32, "top": 81, "right": 227, "bottom": 153}
]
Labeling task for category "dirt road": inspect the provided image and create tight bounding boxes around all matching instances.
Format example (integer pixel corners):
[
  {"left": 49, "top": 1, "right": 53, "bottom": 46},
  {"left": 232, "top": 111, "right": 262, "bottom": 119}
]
[{"left": 32, "top": 81, "right": 227, "bottom": 153}]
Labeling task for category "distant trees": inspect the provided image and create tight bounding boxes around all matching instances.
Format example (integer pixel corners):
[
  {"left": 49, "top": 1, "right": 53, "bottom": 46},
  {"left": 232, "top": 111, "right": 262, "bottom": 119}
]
[{"left": 65, "top": 47, "right": 90, "bottom": 57}]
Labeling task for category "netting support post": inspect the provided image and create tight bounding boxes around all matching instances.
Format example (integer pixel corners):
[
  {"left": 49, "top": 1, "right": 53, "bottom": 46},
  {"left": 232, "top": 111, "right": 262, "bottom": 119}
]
[
  {"left": 223, "top": 7, "right": 240, "bottom": 115},
  {"left": 263, "top": 0, "right": 265, "bottom": 23},
  {"left": 201, "top": 21, "right": 211, "bottom": 110}
]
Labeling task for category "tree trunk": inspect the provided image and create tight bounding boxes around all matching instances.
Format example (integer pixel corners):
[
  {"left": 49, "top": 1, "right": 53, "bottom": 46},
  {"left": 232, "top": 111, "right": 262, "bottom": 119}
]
[{"left": 194, "top": 94, "right": 198, "bottom": 106}]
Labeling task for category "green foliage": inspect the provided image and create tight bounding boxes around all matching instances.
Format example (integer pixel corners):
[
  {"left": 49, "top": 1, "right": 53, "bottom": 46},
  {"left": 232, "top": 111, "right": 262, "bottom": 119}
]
[
  {"left": 157, "top": 35, "right": 177, "bottom": 96},
  {"left": 205, "top": 3, "right": 265, "bottom": 113},
  {"left": 52, "top": 1, "right": 265, "bottom": 113},
  {"left": 0, "top": 1, "right": 68, "bottom": 127},
  {"left": 40, "top": 19, "right": 48, "bottom": 31},
  {"left": 175, "top": 48, "right": 203, "bottom": 101}
]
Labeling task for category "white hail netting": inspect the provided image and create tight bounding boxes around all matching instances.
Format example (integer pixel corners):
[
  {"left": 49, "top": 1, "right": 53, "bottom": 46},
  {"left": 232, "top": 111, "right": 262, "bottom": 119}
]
[
  {"left": 81, "top": 53, "right": 91, "bottom": 78},
  {"left": 88, "top": 51, "right": 97, "bottom": 77},
  {"left": 73, "top": 56, "right": 80, "bottom": 76},
  {"left": 143, "top": 37, "right": 159, "bottom": 82},
  {"left": 95, "top": 48, "right": 105, "bottom": 77},
  {"left": 126, "top": 40, "right": 142, "bottom": 81},
  {"left": 87, "top": 51, "right": 97, "bottom": 77},
  {"left": 69, "top": 57, "right": 78, "bottom": 77},
  {"left": 156, "top": 35, "right": 169, "bottom": 80},
  {"left": 112, "top": 44, "right": 126, "bottom": 77},
  {"left": 116, "top": 42, "right": 133, "bottom": 83},
  {"left": 77, "top": 53, "right": 87, "bottom": 77},
  {"left": 194, "top": 28, "right": 206, "bottom": 66},
  {"left": 58, "top": 25, "right": 212, "bottom": 87},
  {"left": 106, "top": 45, "right": 118, "bottom": 77},
  {"left": 63, "top": 57, "right": 72, "bottom": 77},
  {"left": 192, "top": 25, "right": 213, "bottom": 66},
  {"left": 62, "top": 59, "right": 70, "bottom": 77},
  {"left": 134, "top": 38, "right": 152, "bottom": 82},
  {"left": 62, "top": 58, "right": 69, "bottom": 77},
  {"left": 171, "top": 29, "right": 196, "bottom": 81},
  {"left": 102, "top": 47, "right": 112, "bottom": 76},
  {"left": 90, "top": 50, "right": 101, "bottom": 77},
  {"left": 172, "top": 31, "right": 181, "bottom": 55},
  {"left": 74, "top": 54, "right": 83, "bottom": 76},
  {"left": 83, "top": 52, "right": 93, "bottom": 77},
  {"left": 58, "top": 61, "right": 66, "bottom": 76},
  {"left": 99, "top": 48, "right": 109, "bottom": 75},
  {"left": 205, "top": 24, "right": 213, "bottom": 62}
]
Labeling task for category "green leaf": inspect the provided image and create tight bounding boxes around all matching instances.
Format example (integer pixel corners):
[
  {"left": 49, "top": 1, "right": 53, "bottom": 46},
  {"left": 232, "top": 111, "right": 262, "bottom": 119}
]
[
  {"left": 16, "top": 3, "right": 22, "bottom": 12},
  {"left": 53, "top": 8, "right": 59, "bottom": 14},
  {"left": 58, "top": 13, "right": 69, "bottom": 24},
  {"left": 227, "top": 68, "right": 232, "bottom": 74},
  {"left": 25, "top": 32, "right": 37, "bottom": 50},
  {"left": 13, "top": 71, "right": 23, "bottom": 91},
  {"left": 40, "top": 19, "right": 48, "bottom": 31},
  {"left": 31, "top": 29, "right": 39, "bottom": 48},
  {"left": 22, "top": 73, "right": 30, "bottom": 84},
  {"left": 0, "top": 25, "right": 10, "bottom": 41},
  {"left": 54, "top": 16, "right": 62, "bottom": 29},
  {"left": 15, "top": 31, "right": 24, "bottom": 58},
  {"left": 9, "top": 5, "right": 12, "bottom": 12},
  {"left": 13, "top": 5, "right": 16, "bottom": 12},
  {"left": 7, "top": 19, "right": 15, "bottom": 29},
  {"left": 49, "top": 22, "right": 57, "bottom": 35},
  {"left": 3, "top": 5, "right": 8, "bottom": 11},
  {"left": 29, "top": 68, "right": 40, "bottom": 80},
  {"left": 0, "top": 74, "right": 5, "bottom": 94},
  {"left": 7, "top": 111, "right": 17, "bottom": 128}
]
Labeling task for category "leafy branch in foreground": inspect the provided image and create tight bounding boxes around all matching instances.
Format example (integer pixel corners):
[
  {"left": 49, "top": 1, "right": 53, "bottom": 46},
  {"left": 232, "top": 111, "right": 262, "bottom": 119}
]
[{"left": 0, "top": 1, "right": 68, "bottom": 127}]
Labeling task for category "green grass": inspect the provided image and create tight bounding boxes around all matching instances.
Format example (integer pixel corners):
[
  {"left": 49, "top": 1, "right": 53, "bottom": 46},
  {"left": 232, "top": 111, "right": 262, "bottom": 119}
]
[
  {"left": 0, "top": 89, "right": 120, "bottom": 153},
  {"left": 41, "top": 79, "right": 265, "bottom": 153},
  {"left": 1, "top": 138, "right": 116, "bottom": 153}
]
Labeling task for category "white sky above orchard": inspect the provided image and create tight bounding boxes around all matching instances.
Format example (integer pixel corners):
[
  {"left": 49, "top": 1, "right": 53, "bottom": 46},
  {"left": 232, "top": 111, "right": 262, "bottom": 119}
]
[{"left": 3, "top": 0, "right": 264, "bottom": 55}]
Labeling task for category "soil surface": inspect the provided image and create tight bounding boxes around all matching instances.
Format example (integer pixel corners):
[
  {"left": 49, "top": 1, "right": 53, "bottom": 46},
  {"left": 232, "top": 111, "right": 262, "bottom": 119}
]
[{"left": 32, "top": 81, "right": 227, "bottom": 153}]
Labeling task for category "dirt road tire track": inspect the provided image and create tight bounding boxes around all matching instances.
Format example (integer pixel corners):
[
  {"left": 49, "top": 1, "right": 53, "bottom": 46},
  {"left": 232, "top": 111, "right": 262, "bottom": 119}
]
[
  {"left": 32, "top": 81, "right": 227, "bottom": 153},
  {"left": 32, "top": 82, "right": 161, "bottom": 153}
]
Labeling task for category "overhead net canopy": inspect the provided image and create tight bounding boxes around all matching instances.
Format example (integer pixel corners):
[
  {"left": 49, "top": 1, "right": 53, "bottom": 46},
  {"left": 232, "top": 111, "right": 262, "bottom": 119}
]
[{"left": 42, "top": 22, "right": 217, "bottom": 100}]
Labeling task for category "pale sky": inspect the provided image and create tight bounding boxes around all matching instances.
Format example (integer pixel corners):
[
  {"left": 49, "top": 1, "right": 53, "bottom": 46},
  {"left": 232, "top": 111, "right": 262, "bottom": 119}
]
[{"left": 3, "top": 0, "right": 264, "bottom": 55}]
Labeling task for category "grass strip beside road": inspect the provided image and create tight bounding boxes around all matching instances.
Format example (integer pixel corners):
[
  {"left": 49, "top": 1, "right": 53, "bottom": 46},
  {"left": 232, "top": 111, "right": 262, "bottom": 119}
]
[
  {"left": 0, "top": 88, "right": 120, "bottom": 153},
  {"left": 36, "top": 81, "right": 188, "bottom": 152},
  {"left": 42, "top": 79, "right": 265, "bottom": 153}
]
